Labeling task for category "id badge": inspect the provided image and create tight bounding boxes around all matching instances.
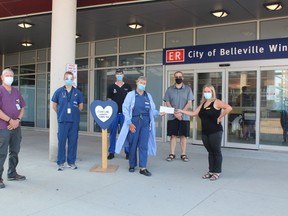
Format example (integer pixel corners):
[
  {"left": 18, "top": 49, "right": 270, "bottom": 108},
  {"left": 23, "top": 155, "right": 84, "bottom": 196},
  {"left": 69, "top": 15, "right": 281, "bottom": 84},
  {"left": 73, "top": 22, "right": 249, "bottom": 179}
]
[
  {"left": 67, "top": 108, "right": 71, "bottom": 114},
  {"left": 16, "top": 104, "right": 21, "bottom": 110}
]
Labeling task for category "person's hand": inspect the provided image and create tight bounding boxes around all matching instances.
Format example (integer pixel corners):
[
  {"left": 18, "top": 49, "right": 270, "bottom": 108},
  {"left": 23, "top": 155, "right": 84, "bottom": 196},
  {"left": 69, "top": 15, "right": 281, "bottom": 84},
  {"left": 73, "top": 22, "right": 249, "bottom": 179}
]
[
  {"left": 174, "top": 112, "right": 182, "bottom": 120},
  {"left": 129, "top": 123, "right": 136, "bottom": 133},
  {"left": 217, "top": 117, "right": 221, "bottom": 124},
  {"left": 7, "top": 119, "right": 20, "bottom": 130},
  {"left": 175, "top": 109, "right": 182, "bottom": 114},
  {"left": 159, "top": 112, "right": 166, "bottom": 116}
]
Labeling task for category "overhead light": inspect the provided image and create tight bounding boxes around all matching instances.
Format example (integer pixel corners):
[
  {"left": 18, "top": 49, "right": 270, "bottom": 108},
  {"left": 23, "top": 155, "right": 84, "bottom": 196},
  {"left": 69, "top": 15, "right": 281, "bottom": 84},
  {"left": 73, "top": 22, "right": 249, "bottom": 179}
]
[
  {"left": 128, "top": 23, "right": 143, "bottom": 29},
  {"left": 18, "top": 22, "right": 33, "bottom": 29},
  {"left": 21, "top": 42, "right": 33, "bottom": 47},
  {"left": 210, "top": 10, "right": 229, "bottom": 18},
  {"left": 264, "top": 2, "right": 283, "bottom": 11}
]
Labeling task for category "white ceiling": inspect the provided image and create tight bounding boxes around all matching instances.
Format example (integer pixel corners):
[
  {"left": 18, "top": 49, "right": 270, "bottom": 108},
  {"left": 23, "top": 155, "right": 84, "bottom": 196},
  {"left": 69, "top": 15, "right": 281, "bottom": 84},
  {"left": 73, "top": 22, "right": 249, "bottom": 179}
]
[{"left": 0, "top": 0, "right": 287, "bottom": 54}]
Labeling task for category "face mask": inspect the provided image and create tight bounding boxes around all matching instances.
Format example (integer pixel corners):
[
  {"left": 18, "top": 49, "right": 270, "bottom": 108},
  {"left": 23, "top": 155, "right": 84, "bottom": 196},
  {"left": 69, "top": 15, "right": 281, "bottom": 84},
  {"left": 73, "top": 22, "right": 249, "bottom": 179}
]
[
  {"left": 116, "top": 75, "right": 123, "bottom": 81},
  {"left": 65, "top": 79, "right": 73, "bottom": 86},
  {"left": 175, "top": 78, "right": 183, "bottom": 84},
  {"left": 4, "top": 77, "right": 13, "bottom": 86},
  {"left": 137, "top": 84, "right": 146, "bottom": 91},
  {"left": 204, "top": 92, "right": 212, "bottom": 100}
]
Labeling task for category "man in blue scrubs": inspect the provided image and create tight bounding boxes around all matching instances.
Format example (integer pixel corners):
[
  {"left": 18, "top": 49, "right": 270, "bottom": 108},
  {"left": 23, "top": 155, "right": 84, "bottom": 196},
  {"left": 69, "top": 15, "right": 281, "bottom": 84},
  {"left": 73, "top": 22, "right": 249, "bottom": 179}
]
[{"left": 52, "top": 71, "right": 84, "bottom": 171}]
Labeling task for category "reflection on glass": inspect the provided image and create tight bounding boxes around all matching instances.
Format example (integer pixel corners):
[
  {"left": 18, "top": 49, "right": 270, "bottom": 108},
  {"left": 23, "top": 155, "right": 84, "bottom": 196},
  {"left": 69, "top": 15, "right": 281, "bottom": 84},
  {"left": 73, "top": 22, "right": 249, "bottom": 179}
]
[
  {"left": 36, "top": 74, "right": 46, "bottom": 128},
  {"left": 77, "top": 71, "right": 88, "bottom": 131},
  {"left": 95, "top": 56, "right": 117, "bottom": 68},
  {"left": 227, "top": 71, "right": 256, "bottom": 144},
  {"left": 119, "top": 53, "right": 144, "bottom": 66},
  {"left": 260, "top": 69, "right": 288, "bottom": 146},
  {"left": 20, "top": 75, "right": 35, "bottom": 127}
]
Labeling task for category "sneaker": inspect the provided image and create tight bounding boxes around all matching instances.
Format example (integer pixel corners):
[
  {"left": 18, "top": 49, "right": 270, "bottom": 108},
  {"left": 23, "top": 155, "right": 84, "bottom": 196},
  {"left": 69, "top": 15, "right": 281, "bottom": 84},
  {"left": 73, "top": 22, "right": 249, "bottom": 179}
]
[
  {"left": 67, "top": 164, "right": 78, "bottom": 170},
  {"left": 57, "top": 164, "right": 65, "bottom": 171},
  {"left": 0, "top": 178, "right": 5, "bottom": 189},
  {"left": 125, "top": 152, "right": 129, "bottom": 160},
  {"left": 107, "top": 153, "right": 115, "bottom": 160},
  {"left": 7, "top": 173, "right": 26, "bottom": 181}
]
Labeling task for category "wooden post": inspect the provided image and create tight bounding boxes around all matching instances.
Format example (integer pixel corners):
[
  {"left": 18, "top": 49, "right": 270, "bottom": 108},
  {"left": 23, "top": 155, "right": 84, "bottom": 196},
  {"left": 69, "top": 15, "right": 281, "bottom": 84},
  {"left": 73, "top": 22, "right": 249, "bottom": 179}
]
[
  {"left": 102, "top": 129, "right": 108, "bottom": 169},
  {"left": 90, "top": 129, "right": 119, "bottom": 172}
]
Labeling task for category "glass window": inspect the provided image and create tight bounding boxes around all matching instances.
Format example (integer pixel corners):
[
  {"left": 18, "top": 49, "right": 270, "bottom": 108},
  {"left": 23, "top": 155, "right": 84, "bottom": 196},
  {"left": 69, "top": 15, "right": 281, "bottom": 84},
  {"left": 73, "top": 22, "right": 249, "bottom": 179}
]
[
  {"left": 77, "top": 71, "right": 88, "bottom": 131},
  {"left": 76, "top": 59, "right": 88, "bottom": 70},
  {"left": 20, "top": 64, "right": 35, "bottom": 74},
  {"left": 227, "top": 71, "right": 257, "bottom": 145},
  {"left": 20, "top": 75, "right": 35, "bottom": 127},
  {"left": 196, "top": 23, "right": 257, "bottom": 45},
  {"left": 120, "top": 36, "right": 144, "bottom": 53},
  {"left": 20, "top": 51, "right": 36, "bottom": 64},
  {"left": 36, "top": 74, "right": 47, "bottom": 128},
  {"left": 147, "top": 33, "right": 163, "bottom": 50},
  {"left": 165, "top": 29, "right": 193, "bottom": 48},
  {"left": 146, "top": 51, "right": 162, "bottom": 64},
  {"left": 37, "top": 49, "right": 47, "bottom": 62},
  {"left": 119, "top": 53, "right": 144, "bottom": 66},
  {"left": 95, "top": 56, "right": 117, "bottom": 68},
  {"left": 260, "top": 18, "right": 288, "bottom": 39},
  {"left": 5, "top": 53, "right": 19, "bottom": 66},
  {"left": 95, "top": 39, "right": 117, "bottom": 55},
  {"left": 146, "top": 66, "right": 163, "bottom": 137},
  {"left": 76, "top": 43, "right": 89, "bottom": 58},
  {"left": 260, "top": 69, "right": 288, "bottom": 146},
  {"left": 36, "top": 63, "right": 46, "bottom": 74}
]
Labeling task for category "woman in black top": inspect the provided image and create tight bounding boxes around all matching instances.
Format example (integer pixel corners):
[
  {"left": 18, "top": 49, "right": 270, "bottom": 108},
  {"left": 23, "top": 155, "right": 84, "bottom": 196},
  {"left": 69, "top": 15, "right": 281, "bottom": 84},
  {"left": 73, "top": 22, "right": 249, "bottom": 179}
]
[{"left": 176, "top": 84, "right": 232, "bottom": 180}]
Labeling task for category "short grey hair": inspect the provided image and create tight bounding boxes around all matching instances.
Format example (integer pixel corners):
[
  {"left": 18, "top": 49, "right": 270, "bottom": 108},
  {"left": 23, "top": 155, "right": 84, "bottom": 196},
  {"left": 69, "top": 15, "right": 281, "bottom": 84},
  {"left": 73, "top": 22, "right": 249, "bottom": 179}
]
[
  {"left": 2, "top": 68, "right": 14, "bottom": 75},
  {"left": 137, "top": 76, "right": 147, "bottom": 81}
]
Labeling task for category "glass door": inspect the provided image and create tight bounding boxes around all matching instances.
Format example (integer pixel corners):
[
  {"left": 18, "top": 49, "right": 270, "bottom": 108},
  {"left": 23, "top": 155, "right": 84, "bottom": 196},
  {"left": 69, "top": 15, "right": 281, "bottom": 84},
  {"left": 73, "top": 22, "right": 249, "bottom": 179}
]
[
  {"left": 195, "top": 71, "right": 224, "bottom": 144},
  {"left": 226, "top": 69, "right": 259, "bottom": 149}
]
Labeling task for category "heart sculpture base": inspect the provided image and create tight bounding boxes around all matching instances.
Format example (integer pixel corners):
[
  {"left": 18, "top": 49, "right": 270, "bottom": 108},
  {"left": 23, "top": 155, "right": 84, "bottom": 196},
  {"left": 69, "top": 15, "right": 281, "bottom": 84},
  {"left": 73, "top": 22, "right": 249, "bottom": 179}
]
[{"left": 90, "top": 164, "right": 119, "bottom": 172}]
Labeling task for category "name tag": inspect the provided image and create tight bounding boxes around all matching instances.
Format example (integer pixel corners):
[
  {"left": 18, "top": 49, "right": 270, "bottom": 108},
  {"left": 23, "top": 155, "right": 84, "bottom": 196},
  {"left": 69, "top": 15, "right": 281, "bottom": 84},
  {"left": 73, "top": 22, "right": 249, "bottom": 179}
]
[
  {"left": 67, "top": 108, "right": 71, "bottom": 114},
  {"left": 16, "top": 104, "right": 21, "bottom": 110}
]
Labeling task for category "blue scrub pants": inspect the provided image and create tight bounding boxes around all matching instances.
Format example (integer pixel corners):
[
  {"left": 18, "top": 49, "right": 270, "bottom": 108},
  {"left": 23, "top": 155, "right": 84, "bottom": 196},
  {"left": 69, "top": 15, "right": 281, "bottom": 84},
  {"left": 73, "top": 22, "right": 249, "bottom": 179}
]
[
  {"left": 127, "top": 115, "right": 150, "bottom": 168},
  {"left": 57, "top": 122, "right": 79, "bottom": 165},
  {"left": 108, "top": 113, "right": 128, "bottom": 154}
]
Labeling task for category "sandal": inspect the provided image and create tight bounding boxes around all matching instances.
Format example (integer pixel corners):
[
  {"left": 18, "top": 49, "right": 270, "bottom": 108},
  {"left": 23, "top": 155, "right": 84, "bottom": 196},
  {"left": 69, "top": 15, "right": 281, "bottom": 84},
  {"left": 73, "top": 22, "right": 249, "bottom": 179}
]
[
  {"left": 166, "top": 154, "right": 176, "bottom": 161},
  {"left": 210, "top": 173, "right": 220, "bottom": 181},
  {"left": 202, "top": 172, "right": 213, "bottom": 179},
  {"left": 180, "top": 154, "right": 189, "bottom": 162}
]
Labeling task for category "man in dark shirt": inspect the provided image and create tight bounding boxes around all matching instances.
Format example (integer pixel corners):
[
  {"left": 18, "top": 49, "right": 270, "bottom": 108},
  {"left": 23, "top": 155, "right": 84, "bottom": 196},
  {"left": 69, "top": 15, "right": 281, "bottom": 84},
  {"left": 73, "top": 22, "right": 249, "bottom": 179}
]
[{"left": 107, "top": 69, "right": 132, "bottom": 159}]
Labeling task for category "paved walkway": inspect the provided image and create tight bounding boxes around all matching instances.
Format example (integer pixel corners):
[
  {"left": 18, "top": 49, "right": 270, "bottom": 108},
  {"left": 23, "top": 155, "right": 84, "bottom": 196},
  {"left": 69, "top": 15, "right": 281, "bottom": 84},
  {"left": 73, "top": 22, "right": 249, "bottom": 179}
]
[{"left": 1, "top": 128, "right": 288, "bottom": 216}]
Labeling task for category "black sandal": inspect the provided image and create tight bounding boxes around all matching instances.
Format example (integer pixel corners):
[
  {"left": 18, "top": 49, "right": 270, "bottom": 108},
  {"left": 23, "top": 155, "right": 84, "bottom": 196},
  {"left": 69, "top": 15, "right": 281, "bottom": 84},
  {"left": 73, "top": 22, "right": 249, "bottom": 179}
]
[
  {"left": 180, "top": 154, "right": 189, "bottom": 162},
  {"left": 166, "top": 154, "right": 176, "bottom": 161}
]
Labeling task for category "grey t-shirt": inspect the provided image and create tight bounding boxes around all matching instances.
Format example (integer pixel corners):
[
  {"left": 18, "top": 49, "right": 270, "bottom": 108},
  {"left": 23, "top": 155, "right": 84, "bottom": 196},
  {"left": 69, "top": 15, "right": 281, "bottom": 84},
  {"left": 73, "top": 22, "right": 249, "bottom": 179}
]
[{"left": 163, "top": 84, "right": 194, "bottom": 121}]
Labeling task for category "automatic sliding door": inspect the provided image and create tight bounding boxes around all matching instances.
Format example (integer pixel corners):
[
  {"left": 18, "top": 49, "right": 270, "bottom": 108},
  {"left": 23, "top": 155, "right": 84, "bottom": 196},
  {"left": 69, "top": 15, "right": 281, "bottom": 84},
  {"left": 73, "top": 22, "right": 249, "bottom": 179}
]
[{"left": 227, "top": 70, "right": 257, "bottom": 148}]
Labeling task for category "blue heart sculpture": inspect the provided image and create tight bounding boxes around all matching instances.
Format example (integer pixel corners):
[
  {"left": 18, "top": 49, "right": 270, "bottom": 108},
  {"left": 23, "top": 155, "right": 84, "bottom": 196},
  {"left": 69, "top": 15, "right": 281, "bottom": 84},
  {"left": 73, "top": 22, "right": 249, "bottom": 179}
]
[{"left": 90, "top": 100, "right": 118, "bottom": 129}]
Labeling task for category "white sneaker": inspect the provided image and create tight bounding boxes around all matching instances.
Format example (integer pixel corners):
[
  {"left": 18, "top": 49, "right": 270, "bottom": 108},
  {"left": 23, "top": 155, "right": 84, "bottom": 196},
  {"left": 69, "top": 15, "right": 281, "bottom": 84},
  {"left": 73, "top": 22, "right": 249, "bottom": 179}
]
[
  {"left": 57, "top": 164, "right": 65, "bottom": 171},
  {"left": 67, "top": 164, "right": 78, "bottom": 170}
]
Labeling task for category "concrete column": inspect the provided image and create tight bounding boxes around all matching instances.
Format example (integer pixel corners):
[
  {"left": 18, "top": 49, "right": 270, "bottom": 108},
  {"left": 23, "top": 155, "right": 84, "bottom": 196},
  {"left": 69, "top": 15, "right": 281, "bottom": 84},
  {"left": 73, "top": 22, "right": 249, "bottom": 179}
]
[{"left": 49, "top": 0, "right": 77, "bottom": 161}]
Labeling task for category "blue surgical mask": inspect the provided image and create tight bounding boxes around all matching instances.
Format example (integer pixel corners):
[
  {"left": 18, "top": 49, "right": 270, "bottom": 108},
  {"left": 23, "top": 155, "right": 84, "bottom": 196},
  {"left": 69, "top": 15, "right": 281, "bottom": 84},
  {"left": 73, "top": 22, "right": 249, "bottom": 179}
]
[
  {"left": 65, "top": 79, "right": 73, "bottom": 86},
  {"left": 137, "top": 84, "right": 146, "bottom": 91},
  {"left": 116, "top": 75, "right": 123, "bottom": 81},
  {"left": 204, "top": 92, "right": 212, "bottom": 100}
]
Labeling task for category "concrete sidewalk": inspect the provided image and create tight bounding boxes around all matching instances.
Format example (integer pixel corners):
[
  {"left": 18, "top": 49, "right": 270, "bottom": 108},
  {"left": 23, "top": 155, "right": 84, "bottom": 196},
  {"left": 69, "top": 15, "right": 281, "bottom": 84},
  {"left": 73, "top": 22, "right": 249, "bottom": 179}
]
[{"left": 1, "top": 128, "right": 288, "bottom": 216}]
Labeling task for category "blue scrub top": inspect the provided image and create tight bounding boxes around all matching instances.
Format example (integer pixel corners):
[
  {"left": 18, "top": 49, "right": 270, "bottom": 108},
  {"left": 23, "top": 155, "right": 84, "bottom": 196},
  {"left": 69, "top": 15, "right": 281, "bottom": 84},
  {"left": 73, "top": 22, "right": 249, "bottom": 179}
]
[
  {"left": 51, "top": 86, "right": 84, "bottom": 123},
  {"left": 133, "top": 92, "right": 150, "bottom": 116}
]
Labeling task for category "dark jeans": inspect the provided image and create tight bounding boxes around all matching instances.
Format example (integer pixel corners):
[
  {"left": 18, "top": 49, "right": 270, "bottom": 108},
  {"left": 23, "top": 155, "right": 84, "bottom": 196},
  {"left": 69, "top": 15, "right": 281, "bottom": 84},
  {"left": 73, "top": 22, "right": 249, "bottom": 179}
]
[
  {"left": 0, "top": 127, "right": 22, "bottom": 178},
  {"left": 202, "top": 131, "right": 223, "bottom": 173}
]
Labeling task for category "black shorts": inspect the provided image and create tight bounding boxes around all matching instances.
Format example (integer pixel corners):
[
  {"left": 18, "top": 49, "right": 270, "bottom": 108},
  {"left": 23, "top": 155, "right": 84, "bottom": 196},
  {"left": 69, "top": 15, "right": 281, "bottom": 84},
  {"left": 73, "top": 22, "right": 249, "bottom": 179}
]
[{"left": 167, "top": 119, "right": 190, "bottom": 137}]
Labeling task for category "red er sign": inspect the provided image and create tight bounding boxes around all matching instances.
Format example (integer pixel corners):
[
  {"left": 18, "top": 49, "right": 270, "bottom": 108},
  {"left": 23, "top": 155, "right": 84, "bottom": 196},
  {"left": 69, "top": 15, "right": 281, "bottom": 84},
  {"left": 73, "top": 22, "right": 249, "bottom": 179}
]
[{"left": 166, "top": 49, "right": 185, "bottom": 63}]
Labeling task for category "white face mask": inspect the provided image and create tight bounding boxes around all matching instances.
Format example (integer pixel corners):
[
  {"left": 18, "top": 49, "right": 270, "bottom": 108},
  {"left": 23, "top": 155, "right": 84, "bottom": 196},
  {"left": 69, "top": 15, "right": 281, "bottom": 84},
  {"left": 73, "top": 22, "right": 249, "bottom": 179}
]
[{"left": 4, "top": 77, "right": 14, "bottom": 86}]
